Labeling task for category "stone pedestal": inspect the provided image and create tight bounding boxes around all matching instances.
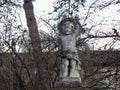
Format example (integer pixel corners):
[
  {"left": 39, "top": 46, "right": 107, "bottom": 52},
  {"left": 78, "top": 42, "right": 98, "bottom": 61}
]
[{"left": 55, "top": 77, "right": 81, "bottom": 88}]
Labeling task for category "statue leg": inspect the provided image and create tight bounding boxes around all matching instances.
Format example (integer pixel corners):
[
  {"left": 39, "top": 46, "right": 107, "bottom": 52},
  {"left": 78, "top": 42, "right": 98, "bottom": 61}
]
[
  {"left": 69, "top": 60, "right": 80, "bottom": 77},
  {"left": 60, "top": 58, "right": 69, "bottom": 78}
]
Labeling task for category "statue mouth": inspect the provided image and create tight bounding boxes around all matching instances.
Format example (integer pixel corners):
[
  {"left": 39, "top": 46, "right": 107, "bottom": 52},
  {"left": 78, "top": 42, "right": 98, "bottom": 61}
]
[{"left": 65, "top": 31, "right": 72, "bottom": 35}]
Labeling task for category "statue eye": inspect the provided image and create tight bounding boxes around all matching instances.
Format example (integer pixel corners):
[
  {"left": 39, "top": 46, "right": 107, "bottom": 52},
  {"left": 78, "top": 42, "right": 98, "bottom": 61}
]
[{"left": 71, "top": 25, "right": 74, "bottom": 29}]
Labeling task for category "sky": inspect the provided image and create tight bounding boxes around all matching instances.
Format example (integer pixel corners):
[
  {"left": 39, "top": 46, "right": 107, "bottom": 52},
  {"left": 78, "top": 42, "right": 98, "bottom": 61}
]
[
  {"left": 1, "top": 0, "right": 120, "bottom": 52},
  {"left": 32, "top": 0, "right": 120, "bottom": 27},
  {"left": 19, "top": 0, "right": 120, "bottom": 50},
  {"left": 33, "top": 0, "right": 56, "bottom": 15},
  {"left": 20, "top": 0, "right": 56, "bottom": 29}
]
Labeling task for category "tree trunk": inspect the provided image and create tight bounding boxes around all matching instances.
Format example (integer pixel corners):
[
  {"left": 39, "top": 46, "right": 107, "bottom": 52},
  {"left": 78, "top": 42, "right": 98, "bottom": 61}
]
[{"left": 23, "top": 0, "right": 49, "bottom": 90}]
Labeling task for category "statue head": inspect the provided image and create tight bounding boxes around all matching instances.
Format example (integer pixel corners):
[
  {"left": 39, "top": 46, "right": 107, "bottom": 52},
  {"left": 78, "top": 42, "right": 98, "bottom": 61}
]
[
  {"left": 58, "top": 18, "right": 83, "bottom": 36},
  {"left": 62, "top": 20, "right": 74, "bottom": 35}
]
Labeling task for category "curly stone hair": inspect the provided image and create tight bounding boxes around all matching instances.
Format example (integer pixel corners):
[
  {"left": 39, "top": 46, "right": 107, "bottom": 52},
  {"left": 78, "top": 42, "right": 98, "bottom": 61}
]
[{"left": 58, "top": 17, "right": 85, "bottom": 36}]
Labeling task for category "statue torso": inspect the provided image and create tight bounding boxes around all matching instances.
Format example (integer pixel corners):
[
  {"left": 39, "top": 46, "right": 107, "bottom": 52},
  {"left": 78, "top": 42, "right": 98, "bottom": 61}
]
[{"left": 60, "top": 34, "right": 77, "bottom": 52}]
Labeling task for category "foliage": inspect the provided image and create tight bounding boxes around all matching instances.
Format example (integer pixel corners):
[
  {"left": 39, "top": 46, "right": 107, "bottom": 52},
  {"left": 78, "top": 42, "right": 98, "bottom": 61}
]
[{"left": 0, "top": 0, "right": 120, "bottom": 90}]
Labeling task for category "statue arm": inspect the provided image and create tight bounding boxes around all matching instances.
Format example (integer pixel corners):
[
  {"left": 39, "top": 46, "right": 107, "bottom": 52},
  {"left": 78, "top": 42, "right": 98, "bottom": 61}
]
[{"left": 75, "top": 22, "right": 85, "bottom": 38}]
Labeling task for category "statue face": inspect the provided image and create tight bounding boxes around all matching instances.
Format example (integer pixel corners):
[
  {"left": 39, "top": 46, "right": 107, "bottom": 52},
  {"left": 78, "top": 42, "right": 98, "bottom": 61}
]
[{"left": 61, "top": 21, "right": 74, "bottom": 35}]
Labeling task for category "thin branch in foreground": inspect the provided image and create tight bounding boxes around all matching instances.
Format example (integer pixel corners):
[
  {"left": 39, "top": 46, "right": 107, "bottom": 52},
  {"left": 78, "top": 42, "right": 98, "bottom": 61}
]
[{"left": 87, "top": 34, "right": 120, "bottom": 39}]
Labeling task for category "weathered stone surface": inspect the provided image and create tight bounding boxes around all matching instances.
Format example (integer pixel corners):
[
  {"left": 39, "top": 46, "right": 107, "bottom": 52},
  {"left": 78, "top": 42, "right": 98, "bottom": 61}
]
[
  {"left": 55, "top": 77, "right": 81, "bottom": 88},
  {"left": 58, "top": 18, "right": 82, "bottom": 83}
]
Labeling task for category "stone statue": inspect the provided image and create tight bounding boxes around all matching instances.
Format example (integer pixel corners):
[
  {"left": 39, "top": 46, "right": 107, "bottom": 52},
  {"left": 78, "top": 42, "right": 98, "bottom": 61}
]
[{"left": 58, "top": 18, "right": 83, "bottom": 83}]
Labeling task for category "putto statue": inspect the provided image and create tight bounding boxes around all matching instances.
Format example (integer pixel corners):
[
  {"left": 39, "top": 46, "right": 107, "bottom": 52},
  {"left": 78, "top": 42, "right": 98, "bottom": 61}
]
[{"left": 58, "top": 17, "right": 83, "bottom": 83}]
